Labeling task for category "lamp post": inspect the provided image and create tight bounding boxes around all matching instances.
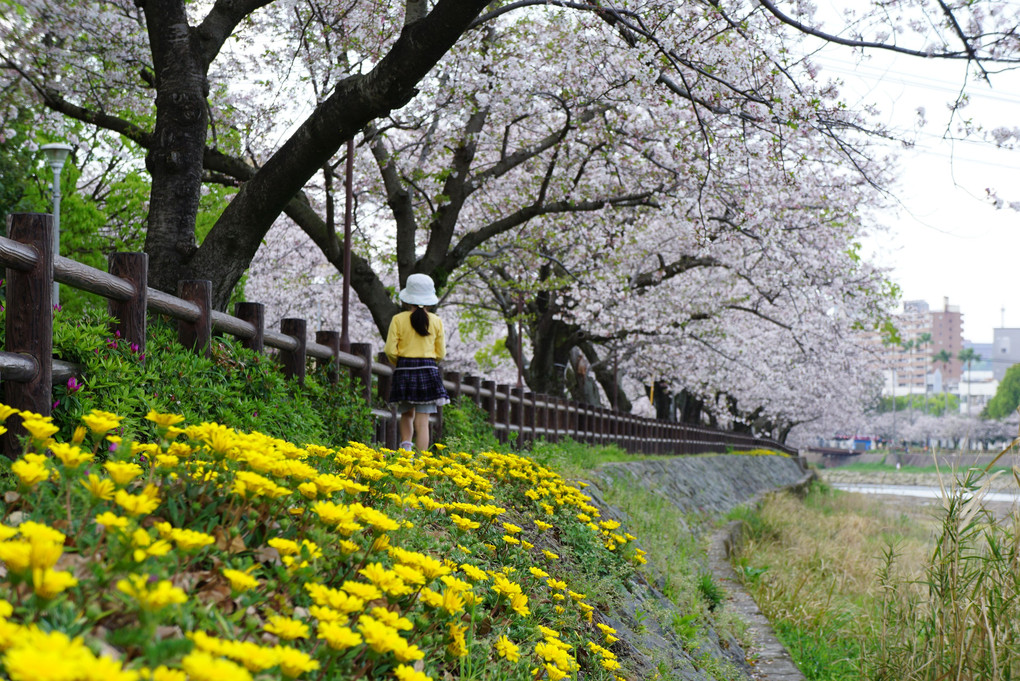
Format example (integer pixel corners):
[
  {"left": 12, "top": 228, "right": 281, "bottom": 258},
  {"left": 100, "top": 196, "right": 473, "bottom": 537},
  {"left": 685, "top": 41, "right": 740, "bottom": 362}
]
[{"left": 39, "top": 143, "right": 74, "bottom": 305}]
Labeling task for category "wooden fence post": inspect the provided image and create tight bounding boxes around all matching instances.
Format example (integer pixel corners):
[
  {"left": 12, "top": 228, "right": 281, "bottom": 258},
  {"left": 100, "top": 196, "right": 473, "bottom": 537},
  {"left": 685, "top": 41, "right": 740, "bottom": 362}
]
[
  {"left": 481, "top": 380, "right": 497, "bottom": 430},
  {"left": 316, "top": 330, "right": 341, "bottom": 384},
  {"left": 445, "top": 371, "right": 462, "bottom": 402},
  {"left": 462, "top": 374, "right": 482, "bottom": 407},
  {"left": 235, "top": 302, "right": 265, "bottom": 353},
  {"left": 178, "top": 280, "right": 212, "bottom": 356},
  {"left": 349, "top": 343, "right": 373, "bottom": 406},
  {"left": 108, "top": 252, "right": 148, "bottom": 357},
  {"left": 376, "top": 352, "right": 398, "bottom": 449},
  {"left": 511, "top": 386, "right": 525, "bottom": 448},
  {"left": 3, "top": 213, "right": 53, "bottom": 459},
  {"left": 524, "top": 392, "right": 537, "bottom": 443},
  {"left": 280, "top": 318, "right": 307, "bottom": 385},
  {"left": 496, "top": 383, "right": 511, "bottom": 443}
]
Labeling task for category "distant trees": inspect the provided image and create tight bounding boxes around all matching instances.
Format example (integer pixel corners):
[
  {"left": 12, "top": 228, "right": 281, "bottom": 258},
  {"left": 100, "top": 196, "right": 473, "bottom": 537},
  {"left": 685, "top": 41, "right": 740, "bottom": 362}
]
[{"left": 983, "top": 364, "right": 1020, "bottom": 420}]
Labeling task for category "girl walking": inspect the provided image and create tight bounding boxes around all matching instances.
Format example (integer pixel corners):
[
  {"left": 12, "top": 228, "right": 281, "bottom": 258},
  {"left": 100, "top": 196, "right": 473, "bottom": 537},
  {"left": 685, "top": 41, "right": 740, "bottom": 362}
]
[{"left": 384, "top": 273, "right": 450, "bottom": 452}]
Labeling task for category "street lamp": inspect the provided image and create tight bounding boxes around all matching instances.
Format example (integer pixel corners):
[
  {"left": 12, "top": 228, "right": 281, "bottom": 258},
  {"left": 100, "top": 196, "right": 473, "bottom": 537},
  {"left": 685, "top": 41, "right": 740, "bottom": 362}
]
[{"left": 39, "top": 143, "right": 74, "bottom": 305}]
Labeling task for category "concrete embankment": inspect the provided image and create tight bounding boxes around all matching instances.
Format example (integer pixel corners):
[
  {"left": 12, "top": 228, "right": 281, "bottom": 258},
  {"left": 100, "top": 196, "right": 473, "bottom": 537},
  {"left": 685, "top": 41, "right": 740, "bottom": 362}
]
[
  {"left": 594, "top": 454, "right": 811, "bottom": 516},
  {"left": 579, "top": 454, "right": 813, "bottom": 681}
]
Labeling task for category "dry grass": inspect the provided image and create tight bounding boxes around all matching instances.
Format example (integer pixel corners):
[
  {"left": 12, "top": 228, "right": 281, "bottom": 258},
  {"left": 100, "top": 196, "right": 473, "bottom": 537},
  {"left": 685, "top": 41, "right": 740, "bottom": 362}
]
[{"left": 736, "top": 450, "right": 1020, "bottom": 681}]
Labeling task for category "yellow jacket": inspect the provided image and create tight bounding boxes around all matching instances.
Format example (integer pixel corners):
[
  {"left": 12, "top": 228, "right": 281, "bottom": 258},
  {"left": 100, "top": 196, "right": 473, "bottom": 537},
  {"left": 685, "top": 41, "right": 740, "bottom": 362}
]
[{"left": 384, "top": 310, "right": 446, "bottom": 366}]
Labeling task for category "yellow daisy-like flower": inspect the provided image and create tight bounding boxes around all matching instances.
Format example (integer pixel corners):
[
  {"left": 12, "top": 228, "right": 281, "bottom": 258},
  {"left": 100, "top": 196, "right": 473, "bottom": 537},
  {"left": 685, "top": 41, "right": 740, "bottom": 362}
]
[
  {"left": 274, "top": 644, "right": 319, "bottom": 677},
  {"left": 49, "top": 442, "right": 92, "bottom": 468},
  {"left": 180, "top": 650, "right": 252, "bottom": 681},
  {"left": 297, "top": 482, "right": 318, "bottom": 499},
  {"left": 117, "top": 574, "right": 187, "bottom": 611},
  {"left": 317, "top": 621, "right": 362, "bottom": 650},
  {"left": 0, "top": 403, "right": 18, "bottom": 422},
  {"left": 81, "top": 474, "right": 116, "bottom": 501},
  {"left": 264, "top": 615, "right": 310, "bottom": 640},
  {"left": 104, "top": 461, "right": 143, "bottom": 486},
  {"left": 169, "top": 527, "right": 215, "bottom": 551},
  {"left": 114, "top": 489, "right": 161, "bottom": 516},
  {"left": 393, "top": 664, "right": 433, "bottom": 681},
  {"left": 495, "top": 635, "right": 520, "bottom": 662},
  {"left": 31, "top": 568, "right": 78, "bottom": 599},
  {"left": 145, "top": 410, "right": 186, "bottom": 428},
  {"left": 81, "top": 409, "right": 123, "bottom": 435},
  {"left": 223, "top": 569, "right": 259, "bottom": 592},
  {"left": 20, "top": 415, "right": 59, "bottom": 442},
  {"left": 95, "top": 512, "right": 130, "bottom": 530},
  {"left": 11, "top": 457, "right": 50, "bottom": 487}
]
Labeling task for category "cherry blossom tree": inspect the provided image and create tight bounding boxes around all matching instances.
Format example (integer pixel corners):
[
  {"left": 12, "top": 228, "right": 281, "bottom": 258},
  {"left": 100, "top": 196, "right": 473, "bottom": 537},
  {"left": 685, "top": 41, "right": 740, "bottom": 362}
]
[{"left": 4, "top": 0, "right": 1020, "bottom": 430}]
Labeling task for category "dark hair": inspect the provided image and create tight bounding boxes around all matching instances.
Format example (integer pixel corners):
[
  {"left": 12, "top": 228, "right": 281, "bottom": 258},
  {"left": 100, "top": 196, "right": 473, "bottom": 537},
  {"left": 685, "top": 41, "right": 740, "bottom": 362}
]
[{"left": 409, "top": 305, "right": 430, "bottom": 336}]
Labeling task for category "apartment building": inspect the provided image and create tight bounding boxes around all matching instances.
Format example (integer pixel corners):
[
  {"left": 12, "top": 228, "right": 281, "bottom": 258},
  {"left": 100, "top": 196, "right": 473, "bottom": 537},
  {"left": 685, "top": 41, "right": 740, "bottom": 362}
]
[{"left": 863, "top": 297, "right": 964, "bottom": 397}]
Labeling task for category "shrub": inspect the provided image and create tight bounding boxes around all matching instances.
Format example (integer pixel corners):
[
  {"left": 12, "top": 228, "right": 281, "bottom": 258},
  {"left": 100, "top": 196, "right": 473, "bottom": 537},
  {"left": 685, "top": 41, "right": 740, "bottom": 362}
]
[
  {"left": 47, "top": 310, "right": 371, "bottom": 448},
  {"left": 440, "top": 396, "right": 499, "bottom": 452}
]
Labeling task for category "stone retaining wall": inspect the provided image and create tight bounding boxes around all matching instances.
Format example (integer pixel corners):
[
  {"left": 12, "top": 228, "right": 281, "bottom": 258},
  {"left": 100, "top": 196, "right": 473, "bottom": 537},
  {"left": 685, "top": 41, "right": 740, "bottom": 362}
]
[{"left": 592, "top": 454, "right": 809, "bottom": 515}]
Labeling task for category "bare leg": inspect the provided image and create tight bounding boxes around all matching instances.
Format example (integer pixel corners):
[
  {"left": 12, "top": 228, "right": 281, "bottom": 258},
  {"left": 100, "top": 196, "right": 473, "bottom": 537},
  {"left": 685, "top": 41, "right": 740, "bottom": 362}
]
[
  {"left": 413, "top": 411, "right": 431, "bottom": 451},
  {"left": 399, "top": 409, "right": 415, "bottom": 449}
]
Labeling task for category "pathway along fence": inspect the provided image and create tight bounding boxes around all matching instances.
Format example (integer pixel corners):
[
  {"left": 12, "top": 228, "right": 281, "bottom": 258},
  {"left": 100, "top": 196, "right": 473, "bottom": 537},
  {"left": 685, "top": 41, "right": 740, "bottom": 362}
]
[{"left": 0, "top": 213, "right": 798, "bottom": 458}]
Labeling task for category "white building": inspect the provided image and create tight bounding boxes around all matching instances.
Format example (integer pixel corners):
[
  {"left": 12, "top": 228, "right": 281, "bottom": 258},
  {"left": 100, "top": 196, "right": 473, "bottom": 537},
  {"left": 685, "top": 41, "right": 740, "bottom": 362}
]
[{"left": 958, "top": 370, "right": 998, "bottom": 416}]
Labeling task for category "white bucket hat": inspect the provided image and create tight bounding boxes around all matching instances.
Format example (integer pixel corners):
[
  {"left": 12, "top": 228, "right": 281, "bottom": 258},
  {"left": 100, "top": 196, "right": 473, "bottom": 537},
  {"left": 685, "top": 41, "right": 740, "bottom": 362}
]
[{"left": 399, "top": 273, "right": 439, "bottom": 306}]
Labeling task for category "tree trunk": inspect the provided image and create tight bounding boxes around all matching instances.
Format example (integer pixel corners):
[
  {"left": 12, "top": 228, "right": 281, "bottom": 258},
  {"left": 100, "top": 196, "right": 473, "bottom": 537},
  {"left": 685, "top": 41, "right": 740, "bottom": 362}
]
[
  {"left": 183, "top": 0, "right": 492, "bottom": 309},
  {"left": 141, "top": 0, "right": 209, "bottom": 293}
]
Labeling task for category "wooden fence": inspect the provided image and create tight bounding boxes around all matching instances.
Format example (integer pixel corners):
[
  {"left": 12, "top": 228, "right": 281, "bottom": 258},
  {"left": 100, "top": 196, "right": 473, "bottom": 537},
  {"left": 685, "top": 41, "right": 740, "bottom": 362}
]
[{"left": 0, "top": 212, "right": 798, "bottom": 458}]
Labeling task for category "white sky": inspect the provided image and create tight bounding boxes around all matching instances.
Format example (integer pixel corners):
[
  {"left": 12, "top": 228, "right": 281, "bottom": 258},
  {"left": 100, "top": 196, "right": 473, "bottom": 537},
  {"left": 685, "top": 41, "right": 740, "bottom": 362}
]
[{"left": 805, "top": 16, "right": 1020, "bottom": 344}]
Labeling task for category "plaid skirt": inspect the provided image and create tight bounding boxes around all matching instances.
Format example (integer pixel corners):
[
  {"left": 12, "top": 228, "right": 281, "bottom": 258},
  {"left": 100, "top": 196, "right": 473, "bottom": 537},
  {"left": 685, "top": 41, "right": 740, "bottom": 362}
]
[{"left": 388, "top": 358, "right": 450, "bottom": 406}]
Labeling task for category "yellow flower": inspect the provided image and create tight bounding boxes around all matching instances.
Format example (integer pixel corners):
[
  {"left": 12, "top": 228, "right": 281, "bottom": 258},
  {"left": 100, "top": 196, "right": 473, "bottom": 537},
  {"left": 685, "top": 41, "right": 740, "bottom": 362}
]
[
  {"left": 0, "top": 599, "right": 12, "bottom": 618},
  {"left": 264, "top": 615, "right": 310, "bottom": 640},
  {"left": 81, "top": 474, "right": 116, "bottom": 500},
  {"left": 145, "top": 410, "right": 186, "bottom": 428},
  {"left": 115, "top": 489, "right": 160, "bottom": 516},
  {"left": 322, "top": 623, "right": 367, "bottom": 648},
  {"left": 71, "top": 426, "right": 87, "bottom": 444},
  {"left": 342, "top": 580, "right": 382, "bottom": 601},
  {"left": 297, "top": 482, "right": 318, "bottom": 499},
  {"left": 0, "top": 403, "right": 18, "bottom": 422},
  {"left": 116, "top": 574, "right": 187, "bottom": 611},
  {"left": 447, "top": 622, "right": 468, "bottom": 658},
  {"left": 104, "top": 461, "right": 143, "bottom": 486},
  {"left": 154, "top": 454, "right": 180, "bottom": 469},
  {"left": 180, "top": 650, "right": 252, "bottom": 681},
  {"left": 95, "top": 512, "right": 130, "bottom": 530},
  {"left": 223, "top": 569, "right": 259, "bottom": 592},
  {"left": 495, "top": 635, "right": 520, "bottom": 662},
  {"left": 305, "top": 583, "right": 365, "bottom": 613},
  {"left": 11, "top": 458, "right": 49, "bottom": 488},
  {"left": 393, "top": 665, "right": 433, "bottom": 681},
  {"left": 0, "top": 541, "right": 32, "bottom": 573},
  {"left": 150, "top": 666, "right": 187, "bottom": 681},
  {"left": 450, "top": 514, "right": 480, "bottom": 531},
  {"left": 31, "top": 568, "right": 78, "bottom": 599},
  {"left": 366, "top": 607, "right": 411, "bottom": 632},
  {"left": 169, "top": 528, "right": 215, "bottom": 551},
  {"left": 20, "top": 415, "right": 59, "bottom": 442},
  {"left": 49, "top": 442, "right": 92, "bottom": 468},
  {"left": 82, "top": 409, "right": 124, "bottom": 435},
  {"left": 273, "top": 645, "right": 319, "bottom": 677}
]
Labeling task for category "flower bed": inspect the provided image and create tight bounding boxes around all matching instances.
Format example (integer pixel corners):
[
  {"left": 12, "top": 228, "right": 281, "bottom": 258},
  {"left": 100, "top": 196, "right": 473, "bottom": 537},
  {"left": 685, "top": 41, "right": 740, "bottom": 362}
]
[{"left": 0, "top": 405, "right": 646, "bottom": 681}]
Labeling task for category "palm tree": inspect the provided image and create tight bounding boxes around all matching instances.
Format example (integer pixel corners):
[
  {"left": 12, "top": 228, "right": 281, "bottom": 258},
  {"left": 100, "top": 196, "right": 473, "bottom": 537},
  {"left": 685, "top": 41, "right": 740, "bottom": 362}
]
[
  {"left": 933, "top": 349, "right": 952, "bottom": 415},
  {"left": 958, "top": 348, "right": 981, "bottom": 417}
]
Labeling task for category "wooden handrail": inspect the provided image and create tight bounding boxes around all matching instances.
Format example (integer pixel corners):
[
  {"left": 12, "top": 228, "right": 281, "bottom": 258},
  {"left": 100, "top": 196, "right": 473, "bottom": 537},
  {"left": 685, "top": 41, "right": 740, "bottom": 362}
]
[{"left": 0, "top": 213, "right": 800, "bottom": 459}]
